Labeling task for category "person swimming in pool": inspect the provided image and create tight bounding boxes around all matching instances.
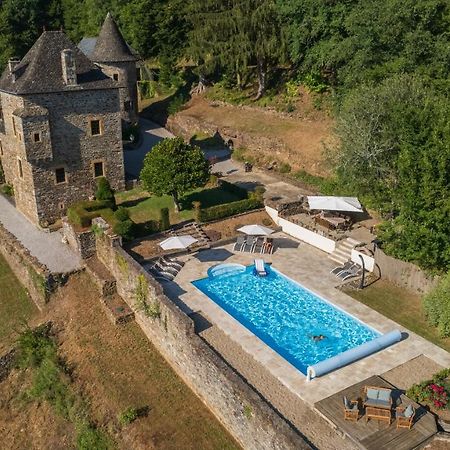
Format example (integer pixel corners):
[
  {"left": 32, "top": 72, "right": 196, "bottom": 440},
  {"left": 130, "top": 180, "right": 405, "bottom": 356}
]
[{"left": 312, "top": 334, "right": 326, "bottom": 342}]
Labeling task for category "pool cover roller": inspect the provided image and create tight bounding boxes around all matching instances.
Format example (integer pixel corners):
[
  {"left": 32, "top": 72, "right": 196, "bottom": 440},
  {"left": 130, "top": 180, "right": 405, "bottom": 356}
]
[{"left": 306, "top": 329, "right": 402, "bottom": 381}]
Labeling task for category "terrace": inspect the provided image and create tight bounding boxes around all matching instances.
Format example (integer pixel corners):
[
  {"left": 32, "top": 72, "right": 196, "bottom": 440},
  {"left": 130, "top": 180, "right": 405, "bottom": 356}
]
[{"left": 131, "top": 233, "right": 450, "bottom": 406}]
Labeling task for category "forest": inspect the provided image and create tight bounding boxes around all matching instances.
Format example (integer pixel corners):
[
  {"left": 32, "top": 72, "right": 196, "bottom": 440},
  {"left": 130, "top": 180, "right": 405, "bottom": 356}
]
[{"left": 0, "top": 0, "right": 448, "bottom": 272}]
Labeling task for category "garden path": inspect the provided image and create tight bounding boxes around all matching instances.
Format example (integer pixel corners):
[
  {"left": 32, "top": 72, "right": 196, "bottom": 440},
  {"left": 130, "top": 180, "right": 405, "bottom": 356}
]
[{"left": 0, "top": 195, "right": 82, "bottom": 274}]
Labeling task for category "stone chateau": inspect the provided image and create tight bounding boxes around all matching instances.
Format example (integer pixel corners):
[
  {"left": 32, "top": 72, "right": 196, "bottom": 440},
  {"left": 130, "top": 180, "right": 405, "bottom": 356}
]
[{"left": 0, "top": 13, "right": 138, "bottom": 226}]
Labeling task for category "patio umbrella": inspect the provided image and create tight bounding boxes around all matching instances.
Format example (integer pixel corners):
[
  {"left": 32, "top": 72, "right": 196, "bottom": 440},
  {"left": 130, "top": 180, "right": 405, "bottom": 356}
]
[
  {"left": 237, "top": 224, "right": 274, "bottom": 236},
  {"left": 307, "top": 196, "right": 363, "bottom": 213},
  {"left": 159, "top": 235, "right": 198, "bottom": 250}
]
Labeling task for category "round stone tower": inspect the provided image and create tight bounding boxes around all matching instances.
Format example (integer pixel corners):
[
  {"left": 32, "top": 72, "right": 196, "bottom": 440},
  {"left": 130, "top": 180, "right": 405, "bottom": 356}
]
[{"left": 91, "top": 13, "right": 138, "bottom": 125}]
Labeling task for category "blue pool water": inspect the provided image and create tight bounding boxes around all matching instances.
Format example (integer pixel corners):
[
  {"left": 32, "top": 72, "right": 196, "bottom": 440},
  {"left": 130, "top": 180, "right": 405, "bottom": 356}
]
[{"left": 192, "top": 264, "right": 380, "bottom": 375}]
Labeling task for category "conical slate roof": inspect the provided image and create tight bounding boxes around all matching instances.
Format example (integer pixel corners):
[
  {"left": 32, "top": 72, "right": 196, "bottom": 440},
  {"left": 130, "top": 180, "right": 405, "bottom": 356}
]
[
  {"left": 91, "top": 13, "right": 137, "bottom": 63},
  {"left": 0, "top": 31, "right": 117, "bottom": 95}
]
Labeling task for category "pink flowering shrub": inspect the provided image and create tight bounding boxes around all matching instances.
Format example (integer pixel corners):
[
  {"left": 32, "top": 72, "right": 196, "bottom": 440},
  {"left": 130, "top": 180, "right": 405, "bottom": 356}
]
[{"left": 427, "top": 383, "right": 448, "bottom": 410}]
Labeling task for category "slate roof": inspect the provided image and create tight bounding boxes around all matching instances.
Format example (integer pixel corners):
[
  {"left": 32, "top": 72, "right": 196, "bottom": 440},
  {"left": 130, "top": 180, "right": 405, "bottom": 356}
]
[
  {"left": 90, "top": 12, "right": 137, "bottom": 63},
  {"left": 79, "top": 36, "right": 139, "bottom": 60},
  {"left": 0, "top": 31, "right": 118, "bottom": 95},
  {"left": 78, "top": 37, "right": 98, "bottom": 58}
]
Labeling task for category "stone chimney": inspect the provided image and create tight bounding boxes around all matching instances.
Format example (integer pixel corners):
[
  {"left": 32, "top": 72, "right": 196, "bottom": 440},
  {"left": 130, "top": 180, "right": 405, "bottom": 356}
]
[
  {"left": 61, "top": 49, "right": 77, "bottom": 86},
  {"left": 8, "top": 58, "right": 20, "bottom": 82}
]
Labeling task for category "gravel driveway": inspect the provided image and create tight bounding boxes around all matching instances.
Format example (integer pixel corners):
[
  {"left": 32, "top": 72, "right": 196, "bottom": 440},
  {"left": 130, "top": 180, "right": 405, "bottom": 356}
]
[{"left": 0, "top": 195, "right": 82, "bottom": 274}]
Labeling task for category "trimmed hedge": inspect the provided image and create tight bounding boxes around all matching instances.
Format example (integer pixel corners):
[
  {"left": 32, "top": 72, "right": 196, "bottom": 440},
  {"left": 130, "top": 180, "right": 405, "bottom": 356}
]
[
  {"left": 198, "top": 197, "right": 263, "bottom": 222},
  {"left": 219, "top": 179, "right": 248, "bottom": 199},
  {"left": 67, "top": 199, "right": 115, "bottom": 228}
]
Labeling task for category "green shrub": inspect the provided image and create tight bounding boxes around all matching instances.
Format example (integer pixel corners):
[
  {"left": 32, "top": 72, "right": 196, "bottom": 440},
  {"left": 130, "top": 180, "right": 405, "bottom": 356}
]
[
  {"left": 1, "top": 183, "right": 14, "bottom": 196},
  {"left": 114, "top": 206, "right": 130, "bottom": 222},
  {"left": 231, "top": 147, "right": 248, "bottom": 162},
  {"left": 278, "top": 162, "right": 291, "bottom": 173},
  {"left": 118, "top": 407, "right": 139, "bottom": 426},
  {"left": 159, "top": 207, "right": 170, "bottom": 231},
  {"left": 253, "top": 186, "right": 266, "bottom": 198},
  {"left": 17, "top": 324, "right": 55, "bottom": 369},
  {"left": 423, "top": 273, "right": 450, "bottom": 337},
  {"left": 167, "top": 94, "right": 187, "bottom": 115},
  {"left": 199, "top": 198, "right": 262, "bottom": 222},
  {"left": 192, "top": 201, "right": 202, "bottom": 223},
  {"left": 76, "top": 423, "right": 111, "bottom": 450},
  {"left": 95, "top": 177, "right": 116, "bottom": 207},
  {"left": 113, "top": 220, "right": 134, "bottom": 240}
]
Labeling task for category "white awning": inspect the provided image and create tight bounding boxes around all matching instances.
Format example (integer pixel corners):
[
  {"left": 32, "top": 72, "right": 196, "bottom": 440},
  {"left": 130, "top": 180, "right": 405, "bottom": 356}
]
[
  {"left": 307, "top": 196, "right": 363, "bottom": 213},
  {"left": 237, "top": 224, "right": 274, "bottom": 236},
  {"left": 159, "top": 235, "right": 198, "bottom": 250}
]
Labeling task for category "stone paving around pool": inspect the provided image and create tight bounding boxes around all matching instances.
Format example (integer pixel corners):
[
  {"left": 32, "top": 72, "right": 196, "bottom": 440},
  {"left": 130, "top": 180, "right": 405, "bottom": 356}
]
[{"left": 160, "top": 232, "right": 450, "bottom": 407}]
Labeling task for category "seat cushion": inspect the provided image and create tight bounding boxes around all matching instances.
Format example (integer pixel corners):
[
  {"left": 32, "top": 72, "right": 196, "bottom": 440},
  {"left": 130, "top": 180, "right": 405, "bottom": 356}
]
[
  {"left": 344, "top": 396, "right": 351, "bottom": 409},
  {"left": 404, "top": 404, "right": 414, "bottom": 418},
  {"left": 378, "top": 390, "right": 391, "bottom": 403},
  {"left": 367, "top": 388, "right": 379, "bottom": 400}
]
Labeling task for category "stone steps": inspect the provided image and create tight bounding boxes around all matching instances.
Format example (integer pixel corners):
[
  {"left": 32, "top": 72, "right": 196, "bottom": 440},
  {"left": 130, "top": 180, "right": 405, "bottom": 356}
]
[
  {"left": 328, "top": 237, "right": 361, "bottom": 266},
  {"left": 85, "top": 256, "right": 134, "bottom": 325}
]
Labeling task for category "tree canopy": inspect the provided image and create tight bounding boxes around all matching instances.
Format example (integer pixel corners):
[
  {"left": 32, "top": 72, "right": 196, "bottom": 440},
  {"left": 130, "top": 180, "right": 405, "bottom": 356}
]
[{"left": 140, "top": 137, "right": 210, "bottom": 210}]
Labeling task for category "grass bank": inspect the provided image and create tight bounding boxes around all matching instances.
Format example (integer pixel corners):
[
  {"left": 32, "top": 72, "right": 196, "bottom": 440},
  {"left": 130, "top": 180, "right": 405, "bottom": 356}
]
[
  {"left": 343, "top": 280, "right": 450, "bottom": 353},
  {"left": 0, "top": 253, "right": 38, "bottom": 352}
]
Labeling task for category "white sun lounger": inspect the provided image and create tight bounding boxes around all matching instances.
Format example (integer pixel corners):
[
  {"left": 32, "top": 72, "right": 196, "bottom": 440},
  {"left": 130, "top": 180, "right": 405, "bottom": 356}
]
[{"left": 254, "top": 259, "right": 267, "bottom": 276}]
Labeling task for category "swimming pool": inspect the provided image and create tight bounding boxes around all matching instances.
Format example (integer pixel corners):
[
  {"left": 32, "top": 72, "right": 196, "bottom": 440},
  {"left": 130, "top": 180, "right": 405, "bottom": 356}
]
[{"left": 192, "top": 263, "right": 381, "bottom": 375}]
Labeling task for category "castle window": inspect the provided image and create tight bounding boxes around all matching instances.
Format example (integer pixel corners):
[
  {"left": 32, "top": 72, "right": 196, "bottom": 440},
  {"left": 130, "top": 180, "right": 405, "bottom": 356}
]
[
  {"left": 90, "top": 119, "right": 102, "bottom": 136},
  {"left": 18, "top": 159, "right": 23, "bottom": 178},
  {"left": 55, "top": 167, "right": 66, "bottom": 184},
  {"left": 93, "top": 161, "right": 104, "bottom": 178},
  {"left": 0, "top": 140, "right": 3, "bottom": 155},
  {"left": 113, "top": 73, "right": 119, "bottom": 81},
  {"left": 12, "top": 117, "right": 17, "bottom": 136},
  {"left": 33, "top": 132, "right": 41, "bottom": 142}
]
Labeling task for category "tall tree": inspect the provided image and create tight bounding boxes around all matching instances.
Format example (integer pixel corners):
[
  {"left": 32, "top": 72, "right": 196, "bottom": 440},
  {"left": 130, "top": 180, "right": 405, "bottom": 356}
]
[
  {"left": 334, "top": 74, "right": 450, "bottom": 270},
  {"left": 140, "top": 137, "right": 210, "bottom": 211},
  {"left": 0, "top": 0, "right": 63, "bottom": 69},
  {"left": 188, "top": 0, "right": 285, "bottom": 97}
]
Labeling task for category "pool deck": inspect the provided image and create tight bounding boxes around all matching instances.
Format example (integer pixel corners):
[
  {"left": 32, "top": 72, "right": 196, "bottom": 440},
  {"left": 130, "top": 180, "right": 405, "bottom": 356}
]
[{"left": 159, "top": 233, "right": 450, "bottom": 406}]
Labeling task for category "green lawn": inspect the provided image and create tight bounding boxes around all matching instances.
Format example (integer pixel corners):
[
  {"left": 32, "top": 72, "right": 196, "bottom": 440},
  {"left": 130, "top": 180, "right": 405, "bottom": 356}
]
[
  {"left": 115, "top": 185, "right": 245, "bottom": 235},
  {"left": 0, "top": 253, "right": 38, "bottom": 352},
  {"left": 343, "top": 280, "right": 450, "bottom": 353}
]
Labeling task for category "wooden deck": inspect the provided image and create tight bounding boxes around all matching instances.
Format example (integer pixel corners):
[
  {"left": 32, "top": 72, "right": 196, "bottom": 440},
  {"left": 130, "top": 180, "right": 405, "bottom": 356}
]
[{"left": 315, "top": 375, "right": 437, "bottom": 450}]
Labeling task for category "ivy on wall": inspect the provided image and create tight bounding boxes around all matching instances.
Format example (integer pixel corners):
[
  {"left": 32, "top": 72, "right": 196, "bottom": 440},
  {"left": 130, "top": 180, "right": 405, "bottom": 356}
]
[{"left": 134, "top": 274, "right": 161, "bottom": 319}]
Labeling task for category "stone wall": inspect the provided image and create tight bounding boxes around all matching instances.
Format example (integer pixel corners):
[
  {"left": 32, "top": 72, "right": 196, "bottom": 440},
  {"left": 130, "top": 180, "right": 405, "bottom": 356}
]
[
  {"left": 0, "top": 87, "right": 125, "bottom": 227},
  {"left": 24, "top": 89, "right": 125, "bottom": 226},
  {"left": 97, "top": 61, "right": 138, "bottom": 124},
  {"left": 374, "top": 247, "right": 439, "bottom": 295},
  {"left": 96, "top": 232, "right": 310, "bottom": 450},
  {"left": 0, "top": 221, "right": 65, "bottom": 309},
  {"left": 166, "top": 113, "right": 290, "bottom": 161},
  {"left": 0, "top": 92, "right": 40, "bottom": 224},
  {"left": 62, "top": 217, "right": 96, "bottom": 259}
]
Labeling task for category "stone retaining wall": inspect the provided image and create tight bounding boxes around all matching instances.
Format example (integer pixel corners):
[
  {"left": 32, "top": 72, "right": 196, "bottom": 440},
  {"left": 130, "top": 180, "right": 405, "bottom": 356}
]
[
  {"left": 62, "top": 217, "right": 96, "bottom": 259},
  {"left": 96, "top": 232, "right": 310, "bottom": 450},
  {"left": 0, "top": 222, "right": 65, "bottom": 309},
  {"left": 167, "top": 113, "right": 290, "bottom": 161},
  {"left": 374, "top": 247, "right": 439, "bottom": 295}
]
